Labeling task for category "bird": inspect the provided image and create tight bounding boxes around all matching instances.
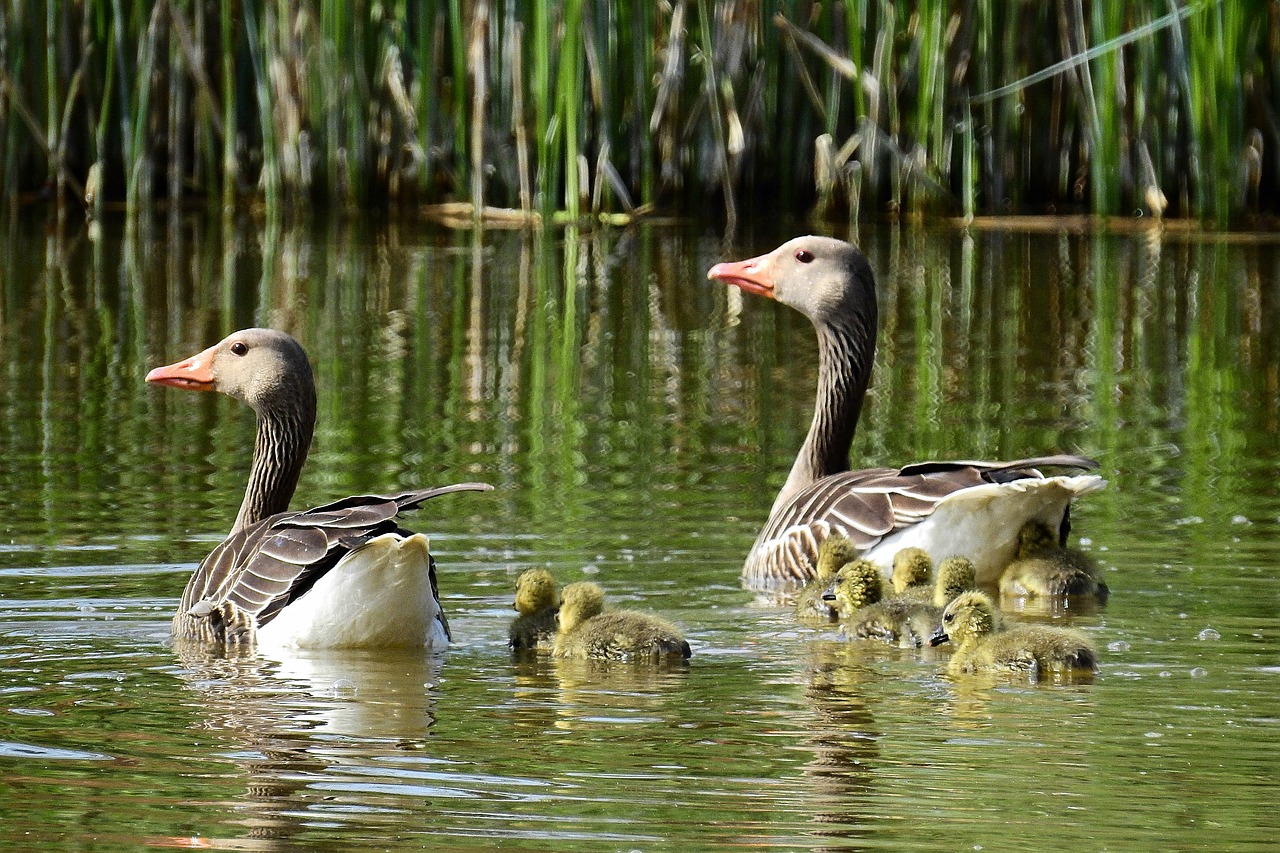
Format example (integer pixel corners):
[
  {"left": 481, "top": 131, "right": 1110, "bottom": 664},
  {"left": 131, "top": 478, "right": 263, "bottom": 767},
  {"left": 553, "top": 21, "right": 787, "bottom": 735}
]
[
  {"left": 509, "top": 568, "right": 560, "bottom": 651},
  {"left": 889, "top": 547, "right": 933, "bottom": 597},
  {"left": 999, "top": 519, "right": 1109, "bottom": 601},
  {"left": 794, "top": 533, "right": 859, "bottom": 622},
  {"left": 552, "top": 582, "right": 691, "bottom": 662},
  {"left": 146, "top": 328, "right": 492, "bottom": 649},
  {"left": 844, "top": 553, "right": 977, "bottom": 648},
  {"left": 823, "top": 558, "right": 886, "bottom": 619},
  {"left": 929, "top": 590, "right": 1098, "bottom": 679},
  {"left": 707, "top": 236, "right": 1105, "bottom": 589}
]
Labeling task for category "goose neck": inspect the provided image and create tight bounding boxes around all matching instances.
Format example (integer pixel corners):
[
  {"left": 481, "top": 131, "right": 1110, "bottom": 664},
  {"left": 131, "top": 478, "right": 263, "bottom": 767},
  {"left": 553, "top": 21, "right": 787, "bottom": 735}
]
[{"left": 231, "top": 399, "right": 315, "bottom": 534}]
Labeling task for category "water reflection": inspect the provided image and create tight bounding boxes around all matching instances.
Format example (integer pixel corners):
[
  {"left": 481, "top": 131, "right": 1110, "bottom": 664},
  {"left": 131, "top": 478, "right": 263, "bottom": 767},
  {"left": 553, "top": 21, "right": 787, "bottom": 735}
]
[{"left": 2, "top": 215, "right": 1280, "bottom": 849}]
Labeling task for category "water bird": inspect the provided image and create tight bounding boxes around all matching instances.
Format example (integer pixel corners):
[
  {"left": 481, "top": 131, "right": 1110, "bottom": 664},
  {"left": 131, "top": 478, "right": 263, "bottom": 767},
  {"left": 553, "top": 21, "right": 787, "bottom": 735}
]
[
  {"left": 794, "top": 533, "right": 859, "bottom": 621},
  {"left": 707, "top": 236, "right": 1104, "bottom": 588},
  {"left": 930, "top": 591, "right": 1098, "bottom": 679},
  {"left": 844, "top": 554, "right": 978, "bottom": 648},
  {"left": 824, "top": 558, "right": 885, "bottom": 619},
  {"left": 147, "top": 328, "right": 492, "bottom": 649},
  {"left": 553, "top": 582, "right": 691, "bottom": 662},
  {"left": 999, "top": 519, "right": 1109, "bottom": 601},
  {"left": 509, "top": 568, "right": 560, "bottom": 651}
]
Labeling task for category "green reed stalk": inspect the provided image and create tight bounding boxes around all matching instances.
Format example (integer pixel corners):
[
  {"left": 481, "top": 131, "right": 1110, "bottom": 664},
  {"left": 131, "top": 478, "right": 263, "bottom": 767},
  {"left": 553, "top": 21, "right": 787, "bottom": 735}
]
[{"left": 221, "top": 0, "right": 236, "bottom": 211}]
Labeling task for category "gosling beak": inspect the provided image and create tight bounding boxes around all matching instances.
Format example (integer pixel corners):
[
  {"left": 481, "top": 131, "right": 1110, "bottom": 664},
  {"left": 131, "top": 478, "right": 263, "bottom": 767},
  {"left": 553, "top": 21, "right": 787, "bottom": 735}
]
[
  {"left": 928, "top": 630, "right": 950, "bottom": 648},
  {"left": 821, "top": 592, "right": 837, "bottom": 602}
]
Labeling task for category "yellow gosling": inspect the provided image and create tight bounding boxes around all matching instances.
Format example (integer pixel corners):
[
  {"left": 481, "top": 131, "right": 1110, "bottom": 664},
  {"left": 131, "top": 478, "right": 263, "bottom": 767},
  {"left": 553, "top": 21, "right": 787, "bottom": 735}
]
[
  {"left": 553, "top": 581, "right": 691, "bottom": 662},
  {"left": 509, "top": 568, "right": 560, "bottom": 651},
  {"left": 999, "top": 520, "right": 1109, "bottom": 600},
  {"left": 891, "top": 547, "right": 933, "bottom": 596},
  {"left": 795, "top": 534, "right": 859, "bottom": 621},
  {"left": 823, "top": 559, "right": 885, "bottom": 620},
  {"left": 930, "top": 591, "right": 1098, "bottom": 679},
  {"left": 933, "top": 556, "right": 978, "bottom": 607},
  {"left": 846, "top": 556, "right": 977, "bottom": 647}
]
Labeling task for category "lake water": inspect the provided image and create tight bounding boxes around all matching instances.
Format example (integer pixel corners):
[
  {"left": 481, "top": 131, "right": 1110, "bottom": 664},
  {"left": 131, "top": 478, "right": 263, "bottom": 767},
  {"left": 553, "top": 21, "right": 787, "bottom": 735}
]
[{"left": 0, "top": 213, "right": 1277, "bottom": 850}]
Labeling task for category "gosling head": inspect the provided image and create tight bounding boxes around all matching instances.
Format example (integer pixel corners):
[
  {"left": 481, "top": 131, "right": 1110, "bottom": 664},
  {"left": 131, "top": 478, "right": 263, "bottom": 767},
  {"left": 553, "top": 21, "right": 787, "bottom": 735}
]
[
  {"left": 815, "top": 533, "right": 859, "bottom": 581},
  {"left": 825, "top": 559, "right": 884, "bottom": 612},
  {"left": 890, "top": 547, "right": 933, "bottom": 594},
  {"left": 930, "top": 590, "right": 1000, "bottom": 648},
  {"left": 1016, "top": 519, "right": 1059, "bottom": 557},
  {"left": 513, "top": 568, "right": 559, "bottom": 615},
  {"left": 933, "top": 556, "right": 977, "bottom": 607},
  {"left": 557, "top": 582, "right": 607, "bottom": 633}
]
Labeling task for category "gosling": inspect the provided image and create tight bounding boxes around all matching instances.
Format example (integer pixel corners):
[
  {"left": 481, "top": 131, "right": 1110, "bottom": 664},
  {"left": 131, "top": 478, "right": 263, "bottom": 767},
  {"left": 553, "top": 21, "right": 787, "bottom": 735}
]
[
  {"left": 795, "top": 534, "right": 860, "bottom": 622},
  {"left": 509, "top": 568, "right": 560, "bottom": 651},
  {"left": 929, "top": 590, "right": 1098, "bottom": 679},
  {"left": 553, "top": 581, "right": 691, "bottom": 662},
  {"left": 999, "top": 520, "right": 1108, "bottom": 600},
  {"left": 822, "top": 558, "right": 885, "bottom": 620},
  {"left": 848, "top": 555, "right": 977, "bottom": 648}
]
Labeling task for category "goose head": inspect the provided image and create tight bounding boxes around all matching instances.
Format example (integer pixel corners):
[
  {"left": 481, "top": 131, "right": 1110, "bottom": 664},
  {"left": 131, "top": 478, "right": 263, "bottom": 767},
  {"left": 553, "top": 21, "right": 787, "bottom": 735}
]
[
  {"left": 824, "top": 558, "right": 883, "bottom": 613},
  {"left": 557, "top": 581, "right": 606, "bottom": 633},
  {"left": 707, "top": 235, "right": 875, "bottom": 325},
  {"left": 514, "top": 569, "right": 559, "bottom": 615},
  {"left": 930, "top": 590, "right": 1001, "bottom": 648},
  {"left": 814, "top": 533, "right": 858, "bottom": 581},
  {"left": 933, "top": 556, "right": 977, "bottom": 607},
  {"left": 146, "top": 328, "right": 316, "bottom": 416},
  {"left": 890, "top": 547, "right": 933, "bottom": 594}
]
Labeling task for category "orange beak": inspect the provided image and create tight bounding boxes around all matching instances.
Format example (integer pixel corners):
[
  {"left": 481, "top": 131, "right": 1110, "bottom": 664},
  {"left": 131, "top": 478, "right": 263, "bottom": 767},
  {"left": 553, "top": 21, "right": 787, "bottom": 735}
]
[
  {"left": 707, "top": 251, "right": 776, "bottom": 299},
  {"left": 145, "top": 343, "right": 218, "bottom": 391}
]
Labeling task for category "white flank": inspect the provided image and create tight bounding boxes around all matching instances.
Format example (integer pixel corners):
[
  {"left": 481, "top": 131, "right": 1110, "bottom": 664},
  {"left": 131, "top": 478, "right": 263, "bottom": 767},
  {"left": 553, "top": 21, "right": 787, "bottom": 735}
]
[
  {"left": 256, "top": 533, "right": 449, "bottom": 650},
  {"left": 859, "top": 474, "right": 1107, "bottom": 586}
]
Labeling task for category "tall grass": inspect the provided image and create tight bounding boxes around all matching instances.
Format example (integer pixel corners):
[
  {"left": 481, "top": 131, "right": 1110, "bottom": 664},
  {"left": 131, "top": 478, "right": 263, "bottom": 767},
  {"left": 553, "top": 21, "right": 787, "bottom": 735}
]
[{"left": 0, "top": 0, "right": 1273, "bottom": 223}]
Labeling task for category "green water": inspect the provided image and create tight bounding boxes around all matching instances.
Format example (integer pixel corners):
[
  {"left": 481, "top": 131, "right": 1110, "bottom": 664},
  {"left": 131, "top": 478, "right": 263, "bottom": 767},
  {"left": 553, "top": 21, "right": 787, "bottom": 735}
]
[{"left": 0, "top": 216, "right": 1277, "bottom": 851}]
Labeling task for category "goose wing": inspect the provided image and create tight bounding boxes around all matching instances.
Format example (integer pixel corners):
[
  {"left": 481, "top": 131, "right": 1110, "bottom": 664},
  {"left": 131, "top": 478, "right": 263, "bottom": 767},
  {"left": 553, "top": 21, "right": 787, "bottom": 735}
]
[
  {"left": 749, "top": 456, "right": 1099, "bottom": 583},
  {"left": 175, "top": 483, "right": 493, "bottom": 642}
]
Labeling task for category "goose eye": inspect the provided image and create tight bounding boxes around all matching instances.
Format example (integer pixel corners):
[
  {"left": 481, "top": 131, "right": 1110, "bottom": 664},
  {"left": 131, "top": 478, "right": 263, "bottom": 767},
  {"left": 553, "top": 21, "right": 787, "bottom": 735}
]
[
  {"left": 229, "top": 341, "right": 248, "bottom": 356},
  {"left": 795, "top": 249, "right": 814, "bottom": 263}
]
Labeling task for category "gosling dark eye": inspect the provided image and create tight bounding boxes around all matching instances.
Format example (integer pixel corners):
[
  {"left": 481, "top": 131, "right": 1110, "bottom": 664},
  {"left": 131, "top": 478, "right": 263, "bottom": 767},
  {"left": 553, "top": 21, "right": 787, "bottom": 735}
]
[
  {"left": 229, "top": 341, "right": 248, "bottom": 356},
  {"left": 795, "top": 249, "right": 814, "bottom": 263}
]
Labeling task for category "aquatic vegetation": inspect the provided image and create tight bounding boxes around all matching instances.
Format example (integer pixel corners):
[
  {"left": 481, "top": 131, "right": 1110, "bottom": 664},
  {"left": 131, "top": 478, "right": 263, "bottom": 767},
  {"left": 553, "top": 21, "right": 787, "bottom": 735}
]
[{"left": 3, "top": 1, "right": 1271, "bottom": 222}]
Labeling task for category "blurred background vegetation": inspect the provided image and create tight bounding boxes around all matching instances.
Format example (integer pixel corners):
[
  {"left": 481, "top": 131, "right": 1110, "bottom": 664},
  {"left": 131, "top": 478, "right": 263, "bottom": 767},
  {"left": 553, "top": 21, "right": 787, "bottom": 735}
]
[{"left": 1, "top": 0, "right": 1275, "bottom": 224}]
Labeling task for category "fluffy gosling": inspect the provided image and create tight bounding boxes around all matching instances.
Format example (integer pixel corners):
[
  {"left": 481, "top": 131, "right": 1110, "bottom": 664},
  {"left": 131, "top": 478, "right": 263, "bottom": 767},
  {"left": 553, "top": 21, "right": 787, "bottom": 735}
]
[
  {"left": 509, "top": 568, "right": 560, "bottom": 651},
  {"left": 795, "top": 534, "right": 860, "bottom": 621},
  {"left": 553, "top": 581, "right": 691, "bottom": 662},
  {"left": 848, "top": 555, "right": 978, "bottom": 647},
  {"left": 930, "top": 590, "right": 1098, "bottom": 679},
  {"left": 999, "top": 520, "right": 1108, "bottom": 601}
]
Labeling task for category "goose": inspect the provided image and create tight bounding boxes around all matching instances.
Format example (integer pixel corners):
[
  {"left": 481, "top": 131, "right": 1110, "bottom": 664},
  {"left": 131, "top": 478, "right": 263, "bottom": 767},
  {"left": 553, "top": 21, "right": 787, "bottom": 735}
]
[
  {"left": 553, "top": 582, "right": 691, "bottom": 662},
  {"left": 929, "top": 591, "right": 1098, "bottom": 678},
  {"left": 794, "top": 533, "right": 858, "bottom": 622},
  {"left": 509, "top": 568, "right": 560, "bottom": 651},
  {"left": 999, "top": 520, "right": 1109, "bottom": 601},
  {"left": 889, "top": 547, "right": 933, "bottom": 597},
  {"left": 146, "top": 328, "right": 492, "bottom": 649},
  {"left": 845, "top": 554, "right": 977, "bottom": 647},
  {"left": 707, "top": 236, "right": 1105, "bottom": 589}
]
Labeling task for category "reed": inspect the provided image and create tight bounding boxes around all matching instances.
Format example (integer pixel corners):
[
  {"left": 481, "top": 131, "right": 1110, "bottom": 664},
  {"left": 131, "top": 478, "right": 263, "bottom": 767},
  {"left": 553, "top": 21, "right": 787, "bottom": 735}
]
[{"left": 0, "top": 0, "right": 1272, "bottom": 222}]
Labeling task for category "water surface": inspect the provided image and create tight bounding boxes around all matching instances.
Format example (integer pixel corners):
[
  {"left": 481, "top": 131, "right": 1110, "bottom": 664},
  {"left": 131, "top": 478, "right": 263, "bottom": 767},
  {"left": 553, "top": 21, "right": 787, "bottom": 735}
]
[{"left": 0, "top": 215, "right": 1278, "bottom": 850}]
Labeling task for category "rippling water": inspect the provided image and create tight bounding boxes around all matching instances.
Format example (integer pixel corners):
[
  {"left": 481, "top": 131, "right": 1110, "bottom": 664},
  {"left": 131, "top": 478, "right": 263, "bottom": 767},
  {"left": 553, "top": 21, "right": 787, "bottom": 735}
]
[{"left": 1, "top": 215, "right": 1278, "bottom": 850}]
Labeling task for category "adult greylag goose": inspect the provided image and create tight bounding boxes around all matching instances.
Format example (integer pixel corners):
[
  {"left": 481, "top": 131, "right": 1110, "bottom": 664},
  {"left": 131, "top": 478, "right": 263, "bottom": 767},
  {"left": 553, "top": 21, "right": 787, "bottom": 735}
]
[
  {"left": 146, "top": 328, "right": 492, "bottom": 649},
  {"left": 708, "top": 236, "right": 1105, "bottom": 589}
]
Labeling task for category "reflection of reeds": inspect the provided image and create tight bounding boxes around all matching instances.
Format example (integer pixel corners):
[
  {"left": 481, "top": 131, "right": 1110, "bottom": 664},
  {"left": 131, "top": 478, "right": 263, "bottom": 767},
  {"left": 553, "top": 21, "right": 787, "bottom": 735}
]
[{"left": 1, "top": 1, "right": 1273, "bottom": 221}]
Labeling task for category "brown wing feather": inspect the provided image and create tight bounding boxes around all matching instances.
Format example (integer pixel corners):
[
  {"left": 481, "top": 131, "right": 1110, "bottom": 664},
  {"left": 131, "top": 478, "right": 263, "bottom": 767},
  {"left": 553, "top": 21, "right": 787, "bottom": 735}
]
[
  {"left": 748, "top": 456, "right": 1097, "bottom": 584},
  {"left": 173, "top": 483, "right": 492, "bottom": 642}
]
